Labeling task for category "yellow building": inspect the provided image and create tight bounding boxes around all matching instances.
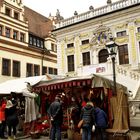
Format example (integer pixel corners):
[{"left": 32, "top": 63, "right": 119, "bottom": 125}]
[
  {"left": 52, "top": 0, "right": 140, "bottom": 127},
  {"left": 0, "top": 0, "right": 57, "bottom": 83}
]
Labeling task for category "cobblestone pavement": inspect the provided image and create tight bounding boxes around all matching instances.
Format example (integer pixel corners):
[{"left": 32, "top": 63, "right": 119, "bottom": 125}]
[
  {"left": 23, "top": 130, "right": 140, "bottom": 140},
  {"left": 1, "top": 130, "right": 140, "bottom": 140}
]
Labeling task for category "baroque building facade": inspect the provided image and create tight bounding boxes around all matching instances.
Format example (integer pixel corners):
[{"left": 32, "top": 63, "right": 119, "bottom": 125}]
[
  {"left": 52, "top": 0, "right": 140, "bottom": 127},
  {"left": 0, "top": 0, "right": 57, "bottom": 83}
]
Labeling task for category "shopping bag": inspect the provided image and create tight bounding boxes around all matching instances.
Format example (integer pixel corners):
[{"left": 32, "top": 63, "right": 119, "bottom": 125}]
[
  {"left": 92, "top": 125, "right": 95, "bottom": 132},
  {"left": 77, "top": 119, "right": 84, "bottom": 129}
]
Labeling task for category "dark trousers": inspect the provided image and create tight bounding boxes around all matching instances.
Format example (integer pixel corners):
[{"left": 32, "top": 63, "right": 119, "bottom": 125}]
[
  {"left": 0, "top": 121, "right": 6, "bottom": 137},
  {"left": 8, "top": 125, "right": 17, "bottom": 136},
  {"left": 50, "top": 123, "right": 61, "bottom": 140},
  {"left": 94, "top": 127, "right": 107, "bottom": 140}
]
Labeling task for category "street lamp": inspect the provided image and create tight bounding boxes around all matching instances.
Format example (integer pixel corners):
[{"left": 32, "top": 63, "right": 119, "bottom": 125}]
[{"left": 106, "top": 36, "right": 118, "bottom": 96}]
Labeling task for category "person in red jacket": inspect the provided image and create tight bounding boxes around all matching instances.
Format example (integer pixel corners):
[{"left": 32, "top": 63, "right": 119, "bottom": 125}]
[{"left": 0, "top": 97, "right": 7, "bottom": 139}]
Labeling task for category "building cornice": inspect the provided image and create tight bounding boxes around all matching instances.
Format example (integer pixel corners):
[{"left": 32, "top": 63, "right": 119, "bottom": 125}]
[
  {"left": 0, "top": 45, "right": 57, "bottom": 63},
  {"left": 53, "top": 1, "right": 140, "bottom": 31}
]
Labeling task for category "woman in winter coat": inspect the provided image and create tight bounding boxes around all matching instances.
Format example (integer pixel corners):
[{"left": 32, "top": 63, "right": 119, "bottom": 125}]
[
  {"left": 80, "top": 101, "right": 95, "bottom": 140},
  {"left": 5, "top": 99, "right": 19, "bottom": 140},
  {"left": 0, "top": 98, "right": 7, "bottom": 139}
]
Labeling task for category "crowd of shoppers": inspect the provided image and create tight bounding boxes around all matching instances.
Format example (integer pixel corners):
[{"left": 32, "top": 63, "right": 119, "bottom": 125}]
[
  {"left": 0, "top": 90, "right": 108, "bottom": 140},
  {"left": 47, "top": 93, "right": 108, "bottom": 140}
]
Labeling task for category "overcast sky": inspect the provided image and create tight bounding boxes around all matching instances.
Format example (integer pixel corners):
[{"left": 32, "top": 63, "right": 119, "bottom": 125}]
[{"left": 23, "top": 0, "right": 119, "bottom": 19}]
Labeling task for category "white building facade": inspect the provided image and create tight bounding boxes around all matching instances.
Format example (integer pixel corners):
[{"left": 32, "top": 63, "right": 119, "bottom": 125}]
[{"left": 53, "top": 0, "right": 140, "bottom": 127}]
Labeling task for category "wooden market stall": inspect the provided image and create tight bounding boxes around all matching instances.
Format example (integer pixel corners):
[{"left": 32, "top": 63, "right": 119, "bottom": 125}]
[{"left": 33, "top": 74, "right": 131, "bottom": 140}]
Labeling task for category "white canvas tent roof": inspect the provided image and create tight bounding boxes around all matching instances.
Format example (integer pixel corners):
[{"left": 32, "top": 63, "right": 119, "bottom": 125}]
[{"left": 0, "top": 75, "right": 48, "bottom": 95}]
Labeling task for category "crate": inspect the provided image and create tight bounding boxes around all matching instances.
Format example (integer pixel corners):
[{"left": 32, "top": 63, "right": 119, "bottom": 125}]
[{"left": 106, "top": 129, "right": 131, "bottom": 140}]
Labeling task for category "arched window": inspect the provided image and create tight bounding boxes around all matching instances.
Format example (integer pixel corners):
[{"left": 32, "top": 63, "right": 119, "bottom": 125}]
[{"left": 99, "top": 49, "right": 109, "bottom": 63}]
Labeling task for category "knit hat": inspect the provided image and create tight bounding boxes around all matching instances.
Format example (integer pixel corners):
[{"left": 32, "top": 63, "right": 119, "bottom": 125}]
[{"left": 86, "top": 101, "right": 93, "bottom": 106}]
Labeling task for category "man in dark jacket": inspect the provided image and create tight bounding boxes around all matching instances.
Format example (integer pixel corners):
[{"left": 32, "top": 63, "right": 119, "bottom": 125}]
[
  {"left": 80, "top": 101, "right": 95, "bottom": 140},
  {"left": 48, "top": 95, "right": 63, "bottom": 140}
]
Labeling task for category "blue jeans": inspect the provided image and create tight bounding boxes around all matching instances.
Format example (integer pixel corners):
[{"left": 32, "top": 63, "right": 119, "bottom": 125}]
[
  {"left": 50, "top": 123, "right": 61, "bottom": 140},
  {"left": 82, "top": 126, "right": 92, "bottom": 140}
]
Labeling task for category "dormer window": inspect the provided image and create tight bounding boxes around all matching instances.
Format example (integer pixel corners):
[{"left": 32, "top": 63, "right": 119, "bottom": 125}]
[
  {"left": 5, "top": 28, "right": 11, "bottom": 38},
  {"left": 0, "top": 26, "right": 2, "bottom": 35},
  {"left": 20, "top": 33, "right": 25, "bottom": 42},
  {"left": 13, "top": 30, "right": 18, "bottom": 40},
  {"left": 14, "top": 12, "right": 19, "bottom": 20},
  {"left": 5, "top": 7, "right": 11, "bottom": 16}
]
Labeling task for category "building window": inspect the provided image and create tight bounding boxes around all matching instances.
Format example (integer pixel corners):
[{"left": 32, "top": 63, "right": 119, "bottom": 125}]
[
  {"left": 138, "top": 27, "right": 140, "bottom": 33},
  {"left": 34, "top": 65, "right": 40, "bottom": 76},
  {"left": 54, "top": 68, "right": 57, "bottom": 75},
  {"left": 67, "top": 55, "right": 74, "bottom": 72},
  {"left": 0, "top": 26, "right": 2, "bottom": 35},
  {"left": 26, "top": 63, "right": 33, "bottom": 77},
  {"left": 13, "top": 60, "right": 20, "bottom": 77},
  {"left": 5, "top": 7, "right": 11, "bottom": 16},
  {"left": 82, "top": 52, "right": 90, "bottom": 66},
  {"left": 29, "top": 34, "right": 44, "bottom": 48},
  {"left": 99, "top": 49, "right": 109, "bottom": 63},
  {"left": 67, "top": 43, "right": 74, "bottom": 48},
  {"left": 29, "top": 36, "right": 33, "bottom": 45},
  {"left": 37, "top": 39, "right": 40, "bottom": 47},
  {"left": 14, "top": 12, "right": 19, "bottom": 20},
  {"left": 116, "top": 31, "right": 126, "bottom": 37},
  {"left": 13, "top": 30, "right": 18, "bottom": 40},
  {"left": 48, "top": 67, "right": 53, "bottom": 74},
  {"left": 48, "top": 68, "right": 57, "bottom": 75},
  {"left": 42, "top": 66, "right": 47, "bottom": 75},
  {"left": 81, "top": 39, "right": 89, "bottom": 45},
  {"left": 139, "top": 42, "right": 140, "bottom": 57},
  {"left": 20, "top": 33, "right": 25, "bottom": 42},
  {"left": 118, "top": 44, "right": 129, "bottom": 65},
  {"left": 5, "top": 28, "right": 11, "bottom": 38},
  {"left": 40, "top": 40, "right": 44, "bottom": 48},
  {"left": 2, "top": 58, "right": 11, "bottom": 76},
  {"left": 33, "top": 38, "right": 37, "bottom": 46},
  {"left": 51, "top": 43, "right": 57, "bottom": 52}
]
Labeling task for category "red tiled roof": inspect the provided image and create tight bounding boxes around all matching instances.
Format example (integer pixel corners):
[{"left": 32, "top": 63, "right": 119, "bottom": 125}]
[{"left": 24, "top": 6, "right": 53, "bottom": 38}]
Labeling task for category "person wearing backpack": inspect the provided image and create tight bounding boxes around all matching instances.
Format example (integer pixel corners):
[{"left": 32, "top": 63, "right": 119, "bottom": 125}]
[{"left": 80, "top": 101, "right": 95, "bottom": 140}]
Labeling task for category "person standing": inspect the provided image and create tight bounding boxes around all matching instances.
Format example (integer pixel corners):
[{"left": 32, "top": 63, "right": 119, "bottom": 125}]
[
  {"left": 48, "top": 95, "right": 63, "bottom": 140},
  {"left": 5, "top": 98, "right": 19, "bottom": 140},
  {"left": 0, "top": 97, "right": 7, "bottom": 139},
  {"left": 94, "top": 101, "right": 108, "bottom": 140},
  {"left": 80, "top": 101, "right": 95, "bottom": 140}
]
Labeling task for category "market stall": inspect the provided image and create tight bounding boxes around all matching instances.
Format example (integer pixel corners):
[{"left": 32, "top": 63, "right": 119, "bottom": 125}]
[
  {"left": 0, "top": 75, "right": 59, "bottom": 138},
  {"left": 33, "top": 74, "right": 130, "bottom": 140}
]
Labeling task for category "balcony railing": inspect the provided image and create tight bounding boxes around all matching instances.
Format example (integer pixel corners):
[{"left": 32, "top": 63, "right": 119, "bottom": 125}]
[{"left": 55, "top": 0, "right": 140, "bottom": 29}]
